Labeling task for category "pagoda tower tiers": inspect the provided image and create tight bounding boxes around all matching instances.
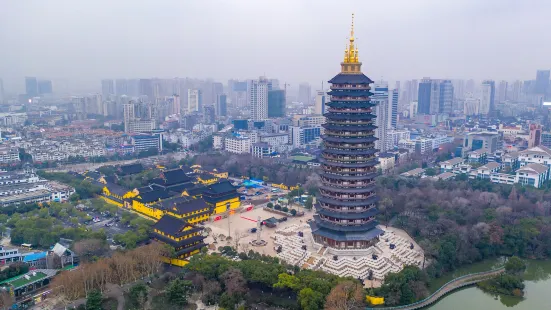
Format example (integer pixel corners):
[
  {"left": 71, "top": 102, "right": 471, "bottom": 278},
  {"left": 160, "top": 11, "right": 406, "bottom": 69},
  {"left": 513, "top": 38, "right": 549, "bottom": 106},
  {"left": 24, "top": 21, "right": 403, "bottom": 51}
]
[{"left": 310, "top": 14, "right": 383, "bottom": 249}]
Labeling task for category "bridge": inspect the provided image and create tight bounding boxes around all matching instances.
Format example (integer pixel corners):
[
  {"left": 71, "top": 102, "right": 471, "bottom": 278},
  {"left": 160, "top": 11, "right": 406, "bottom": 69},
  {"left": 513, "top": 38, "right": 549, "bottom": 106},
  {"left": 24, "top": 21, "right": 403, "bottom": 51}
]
[{"left": 366, "top": 267, "right": 505, "bottom": 310}]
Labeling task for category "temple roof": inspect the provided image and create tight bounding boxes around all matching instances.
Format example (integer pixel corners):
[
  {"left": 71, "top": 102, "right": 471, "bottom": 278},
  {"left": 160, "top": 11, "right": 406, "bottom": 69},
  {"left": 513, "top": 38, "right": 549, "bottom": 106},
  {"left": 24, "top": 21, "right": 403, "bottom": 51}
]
[
  {"left": 310, "top": 222, "right": 384, "bottom": 242},
  {"left": 320, "top": 184, "right": 376, "bottom": 194},
  {"left": 153, "top": 215, "right": 203, "bottom": 237},
  {"left": 324, "top": 113, "right": 376, "bottom": 120},
  {"left": 136, "top": 189, "right": 173, "bottom": 204},
  {"left": 329, "top": 73, "right": 373, "bottom": 85},
  {"left": 322, "top": 148, "right": 378, "bottom": 156},
  {"left": 319, "top": 158, "right": 379, "bottom": 168},
  {"left": 118, "top": 163, "right": 144, "bottom": 176},
  {"left": 313, "top": 215, "right": 379, "bottom": 231},
  {"left": 322, "top": 123, "right": 377, "bottom": 131}
]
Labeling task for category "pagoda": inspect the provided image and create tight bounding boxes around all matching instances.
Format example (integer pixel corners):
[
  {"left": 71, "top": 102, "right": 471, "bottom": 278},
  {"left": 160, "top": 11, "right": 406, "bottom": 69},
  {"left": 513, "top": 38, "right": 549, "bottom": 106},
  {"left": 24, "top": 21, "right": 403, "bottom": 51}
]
[{"left": 310, "top": 14, "right": 383, "bottom": 249}]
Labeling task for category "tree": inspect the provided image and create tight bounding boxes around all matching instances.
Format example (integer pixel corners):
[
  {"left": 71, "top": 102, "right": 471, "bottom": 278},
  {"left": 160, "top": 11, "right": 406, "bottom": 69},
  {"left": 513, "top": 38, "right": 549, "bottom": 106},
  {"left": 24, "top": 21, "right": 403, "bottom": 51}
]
[
  {"left": 221, "top": 267, "right": 248, "bottom": 296},
  {"left": 324, "top": 281, "right": 364, "bottom": 310},
  {"left": 267, "top": 202, "right": 274, "bottom": 208},
  {"left": 298, "top": 287, "right": 325, "bottom": 310},
  {"left": 290, "top": 209, "right": 298, "bottom": 216},
  {"left": 85, "top": 290, "right": 103, "bottom": 310},
  {"left": 505, "top": 256, "right": 526, "bottom": 275},
  {"left": 304, "top": 196, "right": 314, "bottom": 210},
  {"left": 128, "top": 283, "right": 148, "bottom": 310},
  {"left": 274, "top": 273, "right": 300, "bottom": 290},
  {"left": 166, "top": 279, "right": 193, "bottom": 306}
]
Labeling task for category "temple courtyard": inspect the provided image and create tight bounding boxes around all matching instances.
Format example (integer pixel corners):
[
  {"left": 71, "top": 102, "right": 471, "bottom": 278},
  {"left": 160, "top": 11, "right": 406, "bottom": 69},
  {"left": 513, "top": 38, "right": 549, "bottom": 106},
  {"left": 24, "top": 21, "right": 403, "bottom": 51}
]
[{"left": 203, "top": 208, "right": 424, "bottom": 286}]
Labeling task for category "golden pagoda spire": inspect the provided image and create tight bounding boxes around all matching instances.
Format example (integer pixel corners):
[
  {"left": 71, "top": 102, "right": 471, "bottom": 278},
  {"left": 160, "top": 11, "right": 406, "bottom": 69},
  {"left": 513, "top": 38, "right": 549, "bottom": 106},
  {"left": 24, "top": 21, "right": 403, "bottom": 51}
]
[{"left": 341, "top": 13, "right": 362, "bottom": 73}]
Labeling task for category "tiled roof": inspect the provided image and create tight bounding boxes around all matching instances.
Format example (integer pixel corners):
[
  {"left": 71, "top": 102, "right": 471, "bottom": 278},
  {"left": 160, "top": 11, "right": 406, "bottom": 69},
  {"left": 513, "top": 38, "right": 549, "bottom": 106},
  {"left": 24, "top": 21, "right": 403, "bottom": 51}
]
[
  {"left": 136, "top": 189, "right": 173, "bottom": 203},
  {"left": 152, "top": 215, "right": 203, "bottom": 236},
  {"left": 118, "top": 163, "right": 144, "bottom": 176},
  {"left": 518, "top": 163, "right": 549, "bottom": 174},
  {"left": 159, "top": 197, "right": 210, "bottom": 214},
  {"left": 159, "top": 168, "right": 193, "bottom": 186},
  {"left": 521, "top": 145, "right": 551, "bottom": 156}
]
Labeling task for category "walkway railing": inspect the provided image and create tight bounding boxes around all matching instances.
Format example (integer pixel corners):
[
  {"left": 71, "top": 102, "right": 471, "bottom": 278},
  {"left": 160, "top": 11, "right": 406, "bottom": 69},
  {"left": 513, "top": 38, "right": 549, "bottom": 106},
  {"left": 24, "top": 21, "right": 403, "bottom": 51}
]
[{"left": 366, "top": 267, "right": 505, "bottom": 310}]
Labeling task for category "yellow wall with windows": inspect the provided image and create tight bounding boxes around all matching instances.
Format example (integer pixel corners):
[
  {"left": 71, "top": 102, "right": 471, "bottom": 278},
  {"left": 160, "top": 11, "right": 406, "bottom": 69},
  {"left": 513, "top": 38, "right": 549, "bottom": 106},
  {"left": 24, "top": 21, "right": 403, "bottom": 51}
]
[
  {"left": 132, "top": 200, "right": 164, "bottom": 219},
  {"left": 166, "top": 207, "right": 210, "bottom": 224},
  {"left": 212, "top": 197, "right": 240, "bottom": 214}
]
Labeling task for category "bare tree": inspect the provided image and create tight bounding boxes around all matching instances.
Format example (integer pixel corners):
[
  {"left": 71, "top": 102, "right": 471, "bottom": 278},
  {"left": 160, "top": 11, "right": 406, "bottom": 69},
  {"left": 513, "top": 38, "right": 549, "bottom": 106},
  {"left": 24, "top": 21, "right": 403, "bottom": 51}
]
[{"left": 324, "top": 281, "right": 364, "bottom": 310}]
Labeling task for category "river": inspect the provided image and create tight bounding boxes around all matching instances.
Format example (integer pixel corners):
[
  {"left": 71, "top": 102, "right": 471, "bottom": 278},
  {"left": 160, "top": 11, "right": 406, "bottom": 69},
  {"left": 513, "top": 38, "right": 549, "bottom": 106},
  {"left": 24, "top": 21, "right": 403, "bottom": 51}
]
[{"left": 427, "top": 259, "right": 551, "bottom": 309}]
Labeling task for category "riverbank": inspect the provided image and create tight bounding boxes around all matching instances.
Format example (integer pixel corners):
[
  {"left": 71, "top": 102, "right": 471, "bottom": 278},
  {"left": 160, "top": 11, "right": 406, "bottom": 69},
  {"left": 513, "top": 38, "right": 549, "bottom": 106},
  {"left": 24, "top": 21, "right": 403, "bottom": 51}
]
[{"left": 427, "top": 259, "right": 551, "bottom": 309}]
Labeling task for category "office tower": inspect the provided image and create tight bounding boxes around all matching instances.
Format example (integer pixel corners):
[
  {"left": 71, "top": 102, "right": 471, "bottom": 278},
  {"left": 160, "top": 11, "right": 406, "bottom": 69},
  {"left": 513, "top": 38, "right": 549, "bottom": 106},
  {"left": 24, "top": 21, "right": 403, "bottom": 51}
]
[
  {"left": 25, "top": 77, "right": 38, "bottom": 97},
  {"left": 187, "top": 89, "right": 202, "bottom": 114},
  {"left": 0, "top": 78, "right": 4, "bottom": 104},
  {"left": 211, "top": 82, "right": 223, "bottom": 115},
  {"left": 101, "top": 79, "right": 115, "bottom": 99},
  {"left": 298, "top": 83, "right": 311, "bottom": 104},
  {"left": 535, "top": 70, "right": 550, "bottom": 95},
  {"left": 439, "top": 80, "right": 453, "bottom": 114},
  {"left": 172, "top": 95, "right": 181, "bottom": 115},
  {"left": 372, "top": 81, "right": 390, "bottom": 152},
  {"left": 217, "top": 94, "right": 227, "bottom": 117},
  {"left": 497, "top": 80, "right": 508, "bottom": 103},
  {"left": 311, "top": 17, "right": 382, "bottom": 249},
  {"left": 411, "top": 80, "right": 418, "bottom": 104},
  {"left": 511, "top": 80, "right": 523, "bottom": 102},
  {"left": 139, "top": 79, "right": 154, "bottom": 101},
  {"left": 268, "top": 90, "right": 286, "bottom": 118},
  {"left": 115, "top": 79, "right": 128, "bottom": 95},
  {"left": 248, "top": 77, "right": 269, "bottom": 120},
  {"left": 38, "top": 80, "right": 53, "bottom": 94},
  {"left": 315, "top": 90, "right": 329, "bottom": 115},
  {"left": 480, "top": 83, "right": 493, "bottom": 115},
  {"left": 417, "top": 78, "right": 433, "bottom": 114},
  {"left": 203, "top": 105, "right": 215, "bottom": 124},
  {"left": 390, "top": 89, "right": 399, "bottom": 127},
  {"left": 481, "top": 80, "right": 496, "bottom": 115}
]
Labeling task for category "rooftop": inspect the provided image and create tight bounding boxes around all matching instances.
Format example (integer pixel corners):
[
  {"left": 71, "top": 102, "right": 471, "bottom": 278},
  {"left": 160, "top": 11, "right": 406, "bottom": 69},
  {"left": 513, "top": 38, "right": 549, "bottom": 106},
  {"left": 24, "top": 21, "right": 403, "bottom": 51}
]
[
  {"left": 518, "top": 163, "right": 549, "bottom": 174},
  {"left": 441, "top": 157, "right": 464, "bottom": 166}
]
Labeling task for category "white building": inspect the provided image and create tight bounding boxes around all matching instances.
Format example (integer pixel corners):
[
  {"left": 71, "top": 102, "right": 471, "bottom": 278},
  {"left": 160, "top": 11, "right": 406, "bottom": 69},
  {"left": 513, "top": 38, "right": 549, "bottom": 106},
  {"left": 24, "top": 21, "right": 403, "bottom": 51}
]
[
  {"left": 464, "top": 97, "right": 480, "bottom": 116},
  {"left": 213, "top": 134, "right": 224, "bottom": 150},
  {"left": 518, "top": 145, "right": 551, "bottom": 168},
  {"left": 314, "top": 90, "right": 329, "bottom": 115},
  {"left": 440, "top": 157, "right": 464, "bottom": 172},
  {"left": 372, "top": 81, "right": 390, "bottom": 152},
  {"left": 409, "top": 101, "right": 418, "bottom": 119},
  {"left": 225, "top": 136, "right": 251, "bottom": 154},
  {"left": 290, "top": 126, "right": 322, "bottom": 148},
  {"left": 252, "top": 143, "right": 274, "bottom": 158},
  {"left": 248, "top": 77, "right": 269, "bottom": 120},
  {"left": 516, "top": 163, "right": 549, "bottom": 188},
  {"left": 479, "top": 83, "right": 492, "bottom": 115},
  {"left": 387, "top": 130, "right": 411, "bottom": 150},
  {"left": 187, "top": 89, "right": 202, "bottom": 113},
  {"left": 0, "top": 147, "right": 20, "bottom": 163}
]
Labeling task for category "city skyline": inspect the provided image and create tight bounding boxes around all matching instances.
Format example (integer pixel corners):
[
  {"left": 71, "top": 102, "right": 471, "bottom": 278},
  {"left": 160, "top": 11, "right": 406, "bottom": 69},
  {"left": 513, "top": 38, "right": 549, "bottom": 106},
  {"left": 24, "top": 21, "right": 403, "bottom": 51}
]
[{"left": 1, "top": 0, "right": 551, "bottom": 92}]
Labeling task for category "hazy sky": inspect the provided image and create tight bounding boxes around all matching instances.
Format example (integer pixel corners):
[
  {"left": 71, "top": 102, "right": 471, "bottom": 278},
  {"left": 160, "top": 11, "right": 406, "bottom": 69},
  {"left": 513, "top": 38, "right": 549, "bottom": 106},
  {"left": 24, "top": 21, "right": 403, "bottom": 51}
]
[{"left": 1, "top": 0, "right": 551, "bottom": 92}]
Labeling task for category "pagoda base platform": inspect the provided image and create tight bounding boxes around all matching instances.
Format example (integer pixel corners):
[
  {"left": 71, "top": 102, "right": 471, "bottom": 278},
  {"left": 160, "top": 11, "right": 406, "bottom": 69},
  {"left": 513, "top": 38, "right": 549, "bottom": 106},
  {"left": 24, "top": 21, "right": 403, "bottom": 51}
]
[{"left": 272, "top": 223, "right": 425, "bottom": 282}]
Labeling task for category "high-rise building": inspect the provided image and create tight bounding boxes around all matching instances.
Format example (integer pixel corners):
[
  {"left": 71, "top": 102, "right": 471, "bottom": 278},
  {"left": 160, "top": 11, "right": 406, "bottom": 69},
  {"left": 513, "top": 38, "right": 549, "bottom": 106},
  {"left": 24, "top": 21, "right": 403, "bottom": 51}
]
[
  {"left": 390, "top": 89, "right": 399, "bottom": 128},
  {"left": 248, "top": 77, "right": 269, "bottom": 120},
  {"left": 127, "top": 79, "right": 140, "bottom": 97},
  {"left": 464, "top": 96, "right": 480, "bottom": 116},
  {"left": 480, "top": 83, "right": 493, "bottom": 115},
  {"left": 511, "top": 80, "right": 523, "bottom": 102},
  {"left": 465, "top": 79, "right": 476, "bottom": 94},
  {"left": 482, "top": 80, "right": 495, "bottom": 115},
  {"left": 529, "top": 124, "right": 542, "bottom": 148},
  {"left": 298, "top": 83, "right": 311, "bottom": 104},
  {"left": 267, "top": 90, "right": 285, "bottom": 118},
  {"left": 372, "top": 81, "right": 390, "bottom": 152},
  {"left": 38, "top": 80, "right": 53, "bottom": 94},
  {"left": 497, "top": 80, "right": 508, "bottom": 103},
  {"left": 217, "top": 94, "right": 227, "bottom": 117},
  {"left": 187, "top": 89, "right": 202, "bottom": 114},
  {"left": 101, "top": 79, "right": 115, "bottom": 99},
  {"left": 172, "top": 95, "right": 181, "bottom": 115},
  {"left": 311, "top": 17, "right": 382, "bottom": 249},
  {"left": 535, "top": 70, "right": 550, "bottom": 96},
  {"left": 115, "top": 79, "right": 128, "bottom": 96},
  {"left": 438, "top": 80, "right": 453, "bottom": 114},
  {"left": 123, "top": 101, "right": 135, "bottom": 133},
  {"left": 139, "top": 79, "right": 154, "bottom": 101},
  {"left": 315, "top": 90, "right": 329, "bottom": 115},
  {"left": 0, "top": 79, "right": 4, "bottom": 104},
  {"left": 203, "top": 105, "right": 215, "bottom": 124},
  {"left": 25, "top": 77, "right": 38, "bottom": 97},
  {"left": 417, "top": 78, "right": 432, "bottom": 114}
]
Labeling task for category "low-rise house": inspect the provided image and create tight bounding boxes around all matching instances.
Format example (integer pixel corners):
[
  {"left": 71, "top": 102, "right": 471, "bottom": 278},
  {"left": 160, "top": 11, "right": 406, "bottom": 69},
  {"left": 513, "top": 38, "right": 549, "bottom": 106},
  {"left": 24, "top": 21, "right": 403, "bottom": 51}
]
[
  {"left": 440, "top": 157, "right": 464, "bottom": 173},
  {"left": 516, "top": 163, "right": 550, "bottom": 188}
]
